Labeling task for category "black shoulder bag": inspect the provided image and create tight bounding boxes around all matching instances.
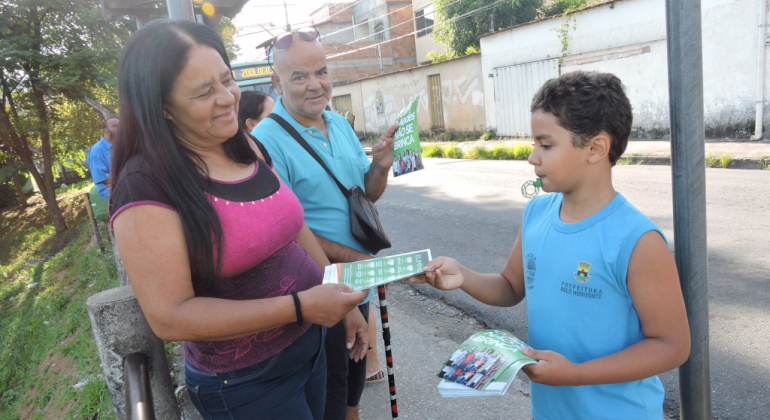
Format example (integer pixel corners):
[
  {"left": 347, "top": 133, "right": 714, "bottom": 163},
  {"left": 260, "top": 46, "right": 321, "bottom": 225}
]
[{"left": 267, "top": 114, "right": 391, "bottom": 254}]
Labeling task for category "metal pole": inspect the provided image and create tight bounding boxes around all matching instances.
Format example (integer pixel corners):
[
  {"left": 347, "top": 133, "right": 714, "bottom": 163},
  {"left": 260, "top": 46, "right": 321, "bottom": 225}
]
[
  {"left": 664, "top": 0, "right": 712, "bottom": 418},
  {"left": 83, "top": 192, "right": 106, "bottom": 255},
  {"left": 124, "top": 353, "right": 156, "bottom": 420},
  {"left": 166, "top": 0, "right": 195, "bottom": 21},
  {"left": 135, "top": 15, "right": 150, "bottom": 29}
]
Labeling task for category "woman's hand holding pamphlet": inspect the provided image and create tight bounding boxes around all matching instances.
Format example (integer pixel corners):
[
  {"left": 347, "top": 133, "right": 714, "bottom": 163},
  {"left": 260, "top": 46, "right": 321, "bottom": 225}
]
[
  {"left": 437, "top": 329, "right": 536, "bottom": 397},
  {"left": 321, "top": 249, "right": 433, "bottom": 292}
]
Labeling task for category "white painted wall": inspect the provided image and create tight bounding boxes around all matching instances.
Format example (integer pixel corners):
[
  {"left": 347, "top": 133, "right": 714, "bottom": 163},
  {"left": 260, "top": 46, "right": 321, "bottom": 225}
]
[
  {"left": 480, "top": 0, "right": 768, "bottom": 139},
  {"left": 331, "top": 54, "right": 486, "bottom": 135}
]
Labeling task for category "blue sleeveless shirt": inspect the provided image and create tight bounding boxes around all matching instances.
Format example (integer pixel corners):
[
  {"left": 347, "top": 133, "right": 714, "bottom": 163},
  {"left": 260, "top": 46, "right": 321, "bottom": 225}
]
[{"left": 522, "top": 192, "right": 666, "bottom": 420}]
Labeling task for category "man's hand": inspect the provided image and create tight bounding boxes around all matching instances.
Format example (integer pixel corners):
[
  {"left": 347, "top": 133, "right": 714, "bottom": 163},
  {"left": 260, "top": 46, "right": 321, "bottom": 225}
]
[
  {"left": 520, "top": 347, "right": 580, "bottom": 386},
  {"left": 371, "top": 123, "right": 398, "bottom": 170},
  {"left": 343, "top": 307, "right": 369, "bottom": 362},
  {"left": 406, "top": 257, "right": 465, "bottom": 291}
]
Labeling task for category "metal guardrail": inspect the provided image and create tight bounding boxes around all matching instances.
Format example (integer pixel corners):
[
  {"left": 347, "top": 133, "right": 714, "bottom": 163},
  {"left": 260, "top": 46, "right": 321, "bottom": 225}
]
[{"left": 124, "top": 352, "right": 156, "bottom": 420}]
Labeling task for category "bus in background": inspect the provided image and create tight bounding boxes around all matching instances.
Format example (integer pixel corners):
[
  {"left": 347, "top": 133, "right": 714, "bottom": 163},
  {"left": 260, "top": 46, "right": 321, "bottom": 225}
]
[{"left": 231, "top": 61, "right": 277, "bottom": 99}]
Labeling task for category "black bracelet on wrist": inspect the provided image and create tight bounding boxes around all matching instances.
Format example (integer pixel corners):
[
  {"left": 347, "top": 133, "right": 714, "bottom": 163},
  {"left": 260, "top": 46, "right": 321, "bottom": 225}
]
[{"left": 291, "top": 290, "right": 304, "bottom": 326}]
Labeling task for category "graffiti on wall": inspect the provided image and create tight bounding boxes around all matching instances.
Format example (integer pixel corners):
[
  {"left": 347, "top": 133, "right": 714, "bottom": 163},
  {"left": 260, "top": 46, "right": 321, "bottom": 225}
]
[{"left": 362, "top": 74, "right": 484, "bottom": 132}]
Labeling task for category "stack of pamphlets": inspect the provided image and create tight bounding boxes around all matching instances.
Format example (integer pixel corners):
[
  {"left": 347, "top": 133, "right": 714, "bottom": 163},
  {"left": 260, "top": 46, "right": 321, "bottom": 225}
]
[
  {"left": 437, "top": 329, "right": 537, "bottom": 397},
  {"left": 322, "top": 249, "right": 432, "bottom": 292},
  {"left": 392, "top": 98, "right": 425, "bottom": 177}
]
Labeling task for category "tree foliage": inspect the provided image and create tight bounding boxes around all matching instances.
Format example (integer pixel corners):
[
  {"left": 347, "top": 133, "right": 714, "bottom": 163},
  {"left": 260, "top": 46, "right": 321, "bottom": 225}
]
[
  {"left": 217, "top": 16, "right": 240, "bottom": 63},
  {"left": 432, "top": 0, "right": 543, "bottom": 56},
  {"left": 0, "top": 0, "right": 131, "bottom": 230},
  {"left": 541, "top": 0, "right": 591, "bottom": 17}
]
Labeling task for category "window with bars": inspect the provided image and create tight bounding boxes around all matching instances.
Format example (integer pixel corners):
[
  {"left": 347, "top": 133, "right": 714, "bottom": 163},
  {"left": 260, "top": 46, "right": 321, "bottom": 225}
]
[{"left": 415, "top": 4, "right": 434, "bottom": 38}]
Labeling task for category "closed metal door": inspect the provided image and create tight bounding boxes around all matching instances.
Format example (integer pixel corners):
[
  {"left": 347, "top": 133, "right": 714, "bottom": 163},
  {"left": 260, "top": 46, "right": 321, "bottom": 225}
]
[
  {"left": 332, "top": 94, "right": 353, "bottom": 115},
  {"left": 494, "top": 59, "right": 558, "bottom": 136},
  {"left": 427, "top": 74, "right": 445, "bottom": 129}
]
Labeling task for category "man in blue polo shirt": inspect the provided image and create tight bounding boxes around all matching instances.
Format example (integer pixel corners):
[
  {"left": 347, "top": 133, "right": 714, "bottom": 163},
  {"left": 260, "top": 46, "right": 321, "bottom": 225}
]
[
  {"left": 87, "top": 115, "right": 120, "bottom": 201},
  {"left": 253, "top": 30, "right": 398, "bottom": 420}
]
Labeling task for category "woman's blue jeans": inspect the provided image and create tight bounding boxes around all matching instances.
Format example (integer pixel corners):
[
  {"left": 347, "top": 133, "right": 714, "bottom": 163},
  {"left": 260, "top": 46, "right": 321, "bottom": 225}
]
[{"left": 185, "top": 325, "right": 327, "bottom": 420}]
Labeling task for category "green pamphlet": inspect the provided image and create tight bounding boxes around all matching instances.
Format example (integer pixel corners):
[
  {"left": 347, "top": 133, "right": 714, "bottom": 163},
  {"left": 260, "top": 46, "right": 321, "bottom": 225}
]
[
  {"left": 392, "top": 98, "right": 424, "bottom": 177},
  {"left": 321, "top": 249, "right": 432, "bottom": 292},
  {"left": 437, "top": 329, "right": 537, "bottom": 397}
]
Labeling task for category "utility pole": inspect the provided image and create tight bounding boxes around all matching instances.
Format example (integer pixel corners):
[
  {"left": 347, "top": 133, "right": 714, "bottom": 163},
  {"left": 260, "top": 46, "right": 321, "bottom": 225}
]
[
  {"left": 165, "top": 0, "right": 195, "bottom": 21},
  {"left": 284, "top": 0, "right": 291, "bottom": 31},
  {"left": 665, "top": 0, "right": 712, "bottom": 418},
  {"left": 490, "top": 13, "right": 495, "bottom": 33}
]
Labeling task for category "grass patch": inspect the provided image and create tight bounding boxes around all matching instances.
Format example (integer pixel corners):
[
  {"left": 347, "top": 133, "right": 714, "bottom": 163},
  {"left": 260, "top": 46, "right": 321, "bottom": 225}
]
[
  {"left": 705, "top": 153, "right": 733, "bottom": 168},
  {"left": 480, "top": 130, "right": 495, "bottom": 141},
  {"left": 463, "top": 146, "right": 491, "bottom": 160},
  {"left": 421, "top": 144, "right": 444, "bottom": 158},
  {"left": 0, "top": 181, "right": 120, "bottom": 419},
  {"left": 616, "top": 157, "right": 632, "bottom": 165},
  {"left": 760, "top": 155, "right": 770, "bottom": 170},
  {"left": 421, "top": 143, "right": 533, "bottom": 161},
  {"left": 443, "top": 144, "right": 464, "bottom": 159}
]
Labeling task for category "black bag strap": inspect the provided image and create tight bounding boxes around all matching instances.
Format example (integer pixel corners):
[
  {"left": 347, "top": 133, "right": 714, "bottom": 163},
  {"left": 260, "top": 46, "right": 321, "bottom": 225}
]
[{"left": 267, "top": 113, "right": 351, "bottom": 198}]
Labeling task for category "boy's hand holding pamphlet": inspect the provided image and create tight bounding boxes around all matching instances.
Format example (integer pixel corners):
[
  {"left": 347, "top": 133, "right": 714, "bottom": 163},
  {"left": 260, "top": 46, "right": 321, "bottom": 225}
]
[
  {"left": 392, "top": 98, "right": 425, "bottom": 177},
  {"left": 437, "top": 329, "right": 536, "bottom": 397},
  {"left": 322, "top": 249, "right": 432, "bottom": 291}
]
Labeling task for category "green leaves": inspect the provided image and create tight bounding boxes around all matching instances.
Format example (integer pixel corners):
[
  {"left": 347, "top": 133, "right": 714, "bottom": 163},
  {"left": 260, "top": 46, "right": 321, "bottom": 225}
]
[{"left": 433, "top": 0, "right": 543, "bottom": 56}]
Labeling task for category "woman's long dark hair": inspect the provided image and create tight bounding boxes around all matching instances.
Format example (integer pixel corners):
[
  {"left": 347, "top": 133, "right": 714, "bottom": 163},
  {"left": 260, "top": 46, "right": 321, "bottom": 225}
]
[
  {"left": 238, "top": 91, "right": 271, "bottom": 131},
  {"left": 111, "top": 20, "right": 257, "bottom": 293}
]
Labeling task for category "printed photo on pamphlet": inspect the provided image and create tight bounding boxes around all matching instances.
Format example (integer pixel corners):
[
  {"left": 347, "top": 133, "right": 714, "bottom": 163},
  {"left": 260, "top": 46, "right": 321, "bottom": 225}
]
[
  {"left": 393, "top": 98, "right": 424, "bottom": 177},
  {"left": 437, "top": 329, "right": 537, "bottom": 397}
]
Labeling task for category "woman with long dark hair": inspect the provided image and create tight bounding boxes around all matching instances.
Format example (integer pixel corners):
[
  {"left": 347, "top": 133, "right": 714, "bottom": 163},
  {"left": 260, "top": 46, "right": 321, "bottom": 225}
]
[
  {"left": 109, "top": 20, "right": 368, "bottom": 419},
  {"left": 238, "top": 90, "right": 275, "bottom": 132}
]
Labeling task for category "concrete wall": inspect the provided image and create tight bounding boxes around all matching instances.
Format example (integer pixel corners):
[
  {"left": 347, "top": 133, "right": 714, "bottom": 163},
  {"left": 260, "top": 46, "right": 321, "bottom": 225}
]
[
  {"left": 480, "top": 0, "right": 768, "bottom": 139},
  {"left": 331, "top": 53, "right": 486, "bottom": 136},
  {"left": 412, "top": 0, "right": 447, "bottom": 64}
]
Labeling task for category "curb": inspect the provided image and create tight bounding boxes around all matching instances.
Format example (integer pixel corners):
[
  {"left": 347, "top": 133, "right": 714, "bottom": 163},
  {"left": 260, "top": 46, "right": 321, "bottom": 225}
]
[
  {"left": 623, "top": 156, "right": 769, "bottom": 170},
  {"left": 365, "top": 146, "right": 768, "bottom": 170}
]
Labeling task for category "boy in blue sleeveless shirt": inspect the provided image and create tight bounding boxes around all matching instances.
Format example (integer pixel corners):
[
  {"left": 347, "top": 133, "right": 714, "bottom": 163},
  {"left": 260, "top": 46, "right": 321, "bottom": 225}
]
[{"left": 410, "top": 71, "right": 690, "bottom": 419}]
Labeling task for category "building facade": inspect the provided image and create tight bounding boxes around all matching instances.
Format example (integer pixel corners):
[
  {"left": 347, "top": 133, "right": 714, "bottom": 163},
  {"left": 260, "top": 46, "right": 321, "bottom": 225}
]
[
  {"left": 313, "top": 0, "right": 419, "bottom": 85},
  {"left": 480, "top": 0, "right": 769, "bottom": 139},
  {"left": 330, "top": 53, "right": 486, "bottom": 137}
]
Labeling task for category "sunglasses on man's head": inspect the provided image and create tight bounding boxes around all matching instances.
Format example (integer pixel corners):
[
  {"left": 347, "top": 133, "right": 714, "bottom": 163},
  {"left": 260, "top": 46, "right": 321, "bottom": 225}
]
[
  {"left": 268, "top": 27, "right": 321, "bottom": 73},
  {"left": 273, "top": 27, "right": 321, "bottom": 50}
]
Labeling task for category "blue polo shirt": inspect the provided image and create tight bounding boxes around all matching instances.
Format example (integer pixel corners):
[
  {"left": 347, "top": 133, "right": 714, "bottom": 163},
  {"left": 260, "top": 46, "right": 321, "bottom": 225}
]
[
  {"left": 87, "top": 137, "right": 112, "bottom": 201},
  {"left": 254, "top": 97, "right": 375, "bottom": 304}
]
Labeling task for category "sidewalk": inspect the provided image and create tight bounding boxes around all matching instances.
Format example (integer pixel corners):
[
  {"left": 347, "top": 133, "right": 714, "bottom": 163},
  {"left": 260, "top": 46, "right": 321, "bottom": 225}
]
[
  {"left": 359, "top": 283, "right": 532, "bottom": 420},
  {"left": 364, "top": 139, "right": 770, "bottom": 169}
]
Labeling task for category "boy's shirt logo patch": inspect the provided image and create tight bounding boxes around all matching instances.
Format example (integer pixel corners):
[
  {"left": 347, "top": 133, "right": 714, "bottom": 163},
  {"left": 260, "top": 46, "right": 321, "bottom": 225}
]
[{"left": 574, "top": 261, "right": 592, "bottom": 283}]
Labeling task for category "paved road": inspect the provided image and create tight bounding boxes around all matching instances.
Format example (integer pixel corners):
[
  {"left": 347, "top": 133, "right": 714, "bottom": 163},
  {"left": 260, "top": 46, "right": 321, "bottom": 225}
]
[{"left": 375, "top": 158, "right": 770, "bottom": 420}]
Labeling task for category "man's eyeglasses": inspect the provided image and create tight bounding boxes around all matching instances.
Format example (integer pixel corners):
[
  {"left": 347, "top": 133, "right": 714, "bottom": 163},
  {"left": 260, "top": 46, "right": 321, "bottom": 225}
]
[{"left": 268, "top": 27, "right": 321, "bottom": 73}]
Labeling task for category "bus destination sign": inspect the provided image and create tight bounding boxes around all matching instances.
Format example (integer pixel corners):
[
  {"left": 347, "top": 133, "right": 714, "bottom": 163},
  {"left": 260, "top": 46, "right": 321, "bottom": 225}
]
[{"left": 232, "top": 64, "right": 273, "bottom": 81}]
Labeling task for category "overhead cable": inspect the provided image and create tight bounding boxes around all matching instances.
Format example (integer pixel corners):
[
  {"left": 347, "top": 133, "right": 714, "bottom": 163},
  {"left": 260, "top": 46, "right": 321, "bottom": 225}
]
[
  {"left": 339, "top": 0, "right": 466, "bottom": 45},
  {"left": 326, "top": 0, "right": 506, "bottom": 59}
]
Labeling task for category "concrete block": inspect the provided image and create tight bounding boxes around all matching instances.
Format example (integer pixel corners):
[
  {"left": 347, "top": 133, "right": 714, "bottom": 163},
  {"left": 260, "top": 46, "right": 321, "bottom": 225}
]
[{"left": 86, "top": 286, "right": 179, "bottom": 419}]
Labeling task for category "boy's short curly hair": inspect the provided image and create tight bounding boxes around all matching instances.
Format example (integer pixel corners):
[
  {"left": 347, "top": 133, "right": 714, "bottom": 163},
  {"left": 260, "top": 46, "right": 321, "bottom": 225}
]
[{"left": 530, "top": 71, "right": 632, "bottom": 165}]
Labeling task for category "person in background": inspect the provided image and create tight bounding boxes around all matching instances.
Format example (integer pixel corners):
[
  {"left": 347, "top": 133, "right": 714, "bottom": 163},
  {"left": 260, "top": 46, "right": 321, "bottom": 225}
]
[
  {"left": 109, "top": 20, "right": 369, "bottom": 420},
  {"left": 88, "top": 115, "right": 120, "bottom": 201},
  {"left": 238, "top": 91, "right": 275, "bottom": 133},
  {"left": 344, "top": 111, "right": 355, "bottom": 130},
  {"left": 253, "top": 27, "right": 397, "bottom": 420}
]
